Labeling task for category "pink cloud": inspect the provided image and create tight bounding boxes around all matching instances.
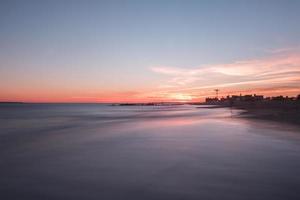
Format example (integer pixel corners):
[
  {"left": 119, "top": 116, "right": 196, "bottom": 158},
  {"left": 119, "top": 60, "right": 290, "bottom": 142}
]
[{"left": 150, "top": 50, "right": 300, "bottom": 101}]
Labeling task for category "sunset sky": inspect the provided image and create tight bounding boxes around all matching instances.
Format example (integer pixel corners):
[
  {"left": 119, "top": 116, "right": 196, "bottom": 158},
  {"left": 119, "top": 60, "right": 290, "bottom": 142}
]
[{"left": 1, "top": 0, "right": 300, "bottom": 103}]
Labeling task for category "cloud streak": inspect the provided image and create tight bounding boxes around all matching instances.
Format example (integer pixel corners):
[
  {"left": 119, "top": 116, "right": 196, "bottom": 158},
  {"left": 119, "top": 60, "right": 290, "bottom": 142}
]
[{"left": 150, "top": 51, "right": 300, "bottom": 101}]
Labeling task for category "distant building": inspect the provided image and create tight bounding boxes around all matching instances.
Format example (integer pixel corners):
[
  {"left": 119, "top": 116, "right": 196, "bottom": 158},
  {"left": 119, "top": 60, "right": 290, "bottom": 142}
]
[
  {"left": 253, "top": 94, "right": 264, "bottom": 101},
  {"left": 231, "top": 95, "right": 241, "bottom": 101},
  {"left": 271, "top": 96, "right": 284, "bottom": 101},
  {"left": 205, "top": 94, "right": 265, "bottom": 103},
  {"left": 204, "top": 93, "right": 300, "bottom": 104},
  {"left": 205, "top": 97, "right": 219, "bottom": 103}
]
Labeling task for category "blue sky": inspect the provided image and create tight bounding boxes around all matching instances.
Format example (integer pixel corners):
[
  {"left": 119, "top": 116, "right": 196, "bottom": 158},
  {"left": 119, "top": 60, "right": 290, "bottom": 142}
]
[{"left": 1, "top": 0, "right": 300, "bottom": 102}]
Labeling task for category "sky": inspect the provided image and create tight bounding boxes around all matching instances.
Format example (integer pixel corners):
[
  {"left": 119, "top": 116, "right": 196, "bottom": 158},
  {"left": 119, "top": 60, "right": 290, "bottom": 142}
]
[{"left": 1, "top": 0, "right": 300, "bottom": 102}]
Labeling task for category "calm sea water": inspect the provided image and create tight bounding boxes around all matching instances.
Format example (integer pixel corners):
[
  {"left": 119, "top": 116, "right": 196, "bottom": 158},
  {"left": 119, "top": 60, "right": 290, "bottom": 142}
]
[{"left": 0, "top": 104, "right": 300, "bottom": 200}]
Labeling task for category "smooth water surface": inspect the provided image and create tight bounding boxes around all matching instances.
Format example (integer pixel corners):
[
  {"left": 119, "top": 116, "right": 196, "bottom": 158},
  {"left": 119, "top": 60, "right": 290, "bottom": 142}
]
[{"left": 0, "top": 104, "right": 300, "bottom": 200}]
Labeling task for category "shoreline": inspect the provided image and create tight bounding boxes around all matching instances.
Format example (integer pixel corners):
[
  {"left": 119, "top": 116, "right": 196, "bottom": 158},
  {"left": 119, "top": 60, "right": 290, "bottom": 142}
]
[{"left": 200, "top": 102, "right": 300, "bottom": 126}]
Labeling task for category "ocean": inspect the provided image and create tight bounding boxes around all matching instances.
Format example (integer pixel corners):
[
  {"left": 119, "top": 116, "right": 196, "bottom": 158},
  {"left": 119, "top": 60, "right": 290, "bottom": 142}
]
[{"left": 0, "top": 104, "right": 300, "bottom": 200}]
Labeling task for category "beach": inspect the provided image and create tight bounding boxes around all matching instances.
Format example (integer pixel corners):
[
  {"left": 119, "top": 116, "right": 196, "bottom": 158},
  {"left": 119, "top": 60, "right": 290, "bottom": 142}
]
[
  {"left": 1, "top": 104, "right": 300, "bottom": 200},
  {"left": 210, "top": 101, "right": 300, "bottom": 125}
]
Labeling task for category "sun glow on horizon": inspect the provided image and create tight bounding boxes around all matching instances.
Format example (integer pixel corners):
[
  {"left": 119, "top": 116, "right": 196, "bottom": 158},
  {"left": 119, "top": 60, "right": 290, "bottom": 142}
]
[{"left": 168, "top": 93, "right": 193, "bottom": 102}]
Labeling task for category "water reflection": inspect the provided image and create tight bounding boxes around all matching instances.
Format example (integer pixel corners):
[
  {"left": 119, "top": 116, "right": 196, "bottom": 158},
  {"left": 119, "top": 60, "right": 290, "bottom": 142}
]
[{"left": 0, "top": 104, "right": 300, "bottom": 200}]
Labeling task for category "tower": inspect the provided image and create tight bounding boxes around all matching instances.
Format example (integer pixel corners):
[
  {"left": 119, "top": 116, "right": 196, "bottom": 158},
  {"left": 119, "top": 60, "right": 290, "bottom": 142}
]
[{"left": 214, "top": 89, "right": 219, "bottom": 99}]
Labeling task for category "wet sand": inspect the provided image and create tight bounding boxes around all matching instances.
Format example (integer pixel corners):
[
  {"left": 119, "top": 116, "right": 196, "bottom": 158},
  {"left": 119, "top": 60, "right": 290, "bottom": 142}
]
[
  {"left": 1, "top": 104, "right": 300, "bottom": 200},
  {"left": 234, "top": 102, "right": 300, "bottom": 125},
  {"left": 199, "top": 102, "right": 300, "bottom": 126}
]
